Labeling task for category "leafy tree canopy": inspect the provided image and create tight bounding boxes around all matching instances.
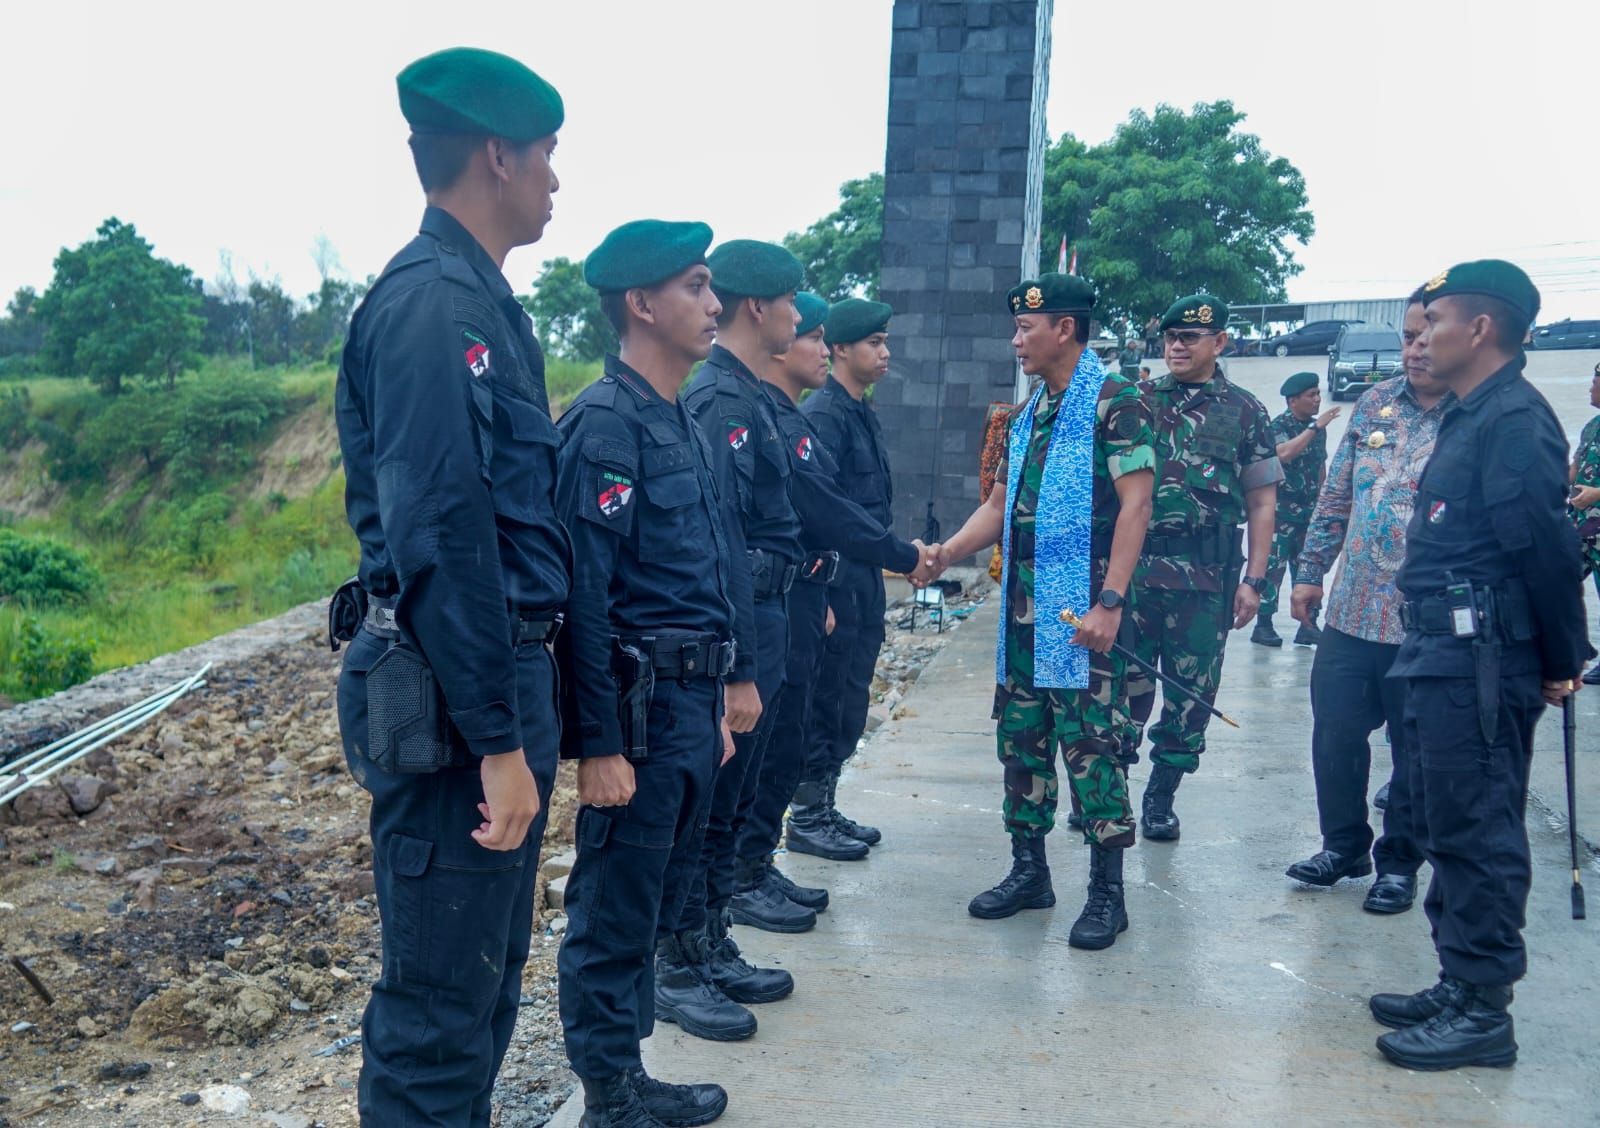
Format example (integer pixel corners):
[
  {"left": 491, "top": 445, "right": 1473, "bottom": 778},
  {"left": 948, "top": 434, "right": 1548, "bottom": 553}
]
[
  {"left": 522, "top": 257, "right": 615, "bottom": 364},
  {"left": 784, "top": 173, "right": 883, "bottom": 302}
]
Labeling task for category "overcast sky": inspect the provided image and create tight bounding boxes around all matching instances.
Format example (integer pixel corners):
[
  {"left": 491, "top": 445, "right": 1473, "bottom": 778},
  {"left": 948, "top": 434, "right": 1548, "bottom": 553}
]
[{"left": 2, "top": 0, "right": 1595, "bottom": 321}]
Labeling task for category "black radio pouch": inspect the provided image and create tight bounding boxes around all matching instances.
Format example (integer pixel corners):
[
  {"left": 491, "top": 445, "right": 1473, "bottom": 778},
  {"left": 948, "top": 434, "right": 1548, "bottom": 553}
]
[
  {"left": 613, "top": 643, "right": 655, "bottom": 763},
  {"left": 365, "top": 641, "right": 465, "bottom": 773}
]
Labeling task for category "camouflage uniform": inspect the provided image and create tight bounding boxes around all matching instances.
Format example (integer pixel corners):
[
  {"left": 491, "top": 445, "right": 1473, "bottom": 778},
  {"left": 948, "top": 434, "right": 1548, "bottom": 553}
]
[
  {"left": 1570, "top": 414, "right": 1600, "bottom": 577},
  {"left": 995, "top": 376, "right": 1154, "bottom": 845},
  {"left": 1127, "top": 369, "right": 1282, "bottom": 772},
  {"left": 1262, "top": 409, "right": 1327, "bottom": 611}
]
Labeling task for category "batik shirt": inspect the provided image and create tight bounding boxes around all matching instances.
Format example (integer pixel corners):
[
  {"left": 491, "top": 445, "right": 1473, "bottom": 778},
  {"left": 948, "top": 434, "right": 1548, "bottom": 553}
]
[{"left": 1269, "top": 409, "right": 1327, "bottom": 526}]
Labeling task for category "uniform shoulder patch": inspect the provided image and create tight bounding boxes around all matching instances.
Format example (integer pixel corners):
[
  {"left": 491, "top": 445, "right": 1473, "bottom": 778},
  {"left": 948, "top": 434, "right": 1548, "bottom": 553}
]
[
  {"left": 725, "top": 418, "right": 750, "bottom": 450},
  {"left": 462, "top": 329, "right": 491, "bottom": 378},
  {"left": 794, "top": 434, "right": 814, "bottom": 461},
  {"left": 596, "top": 471, "right": 635, "bottom": 520}
]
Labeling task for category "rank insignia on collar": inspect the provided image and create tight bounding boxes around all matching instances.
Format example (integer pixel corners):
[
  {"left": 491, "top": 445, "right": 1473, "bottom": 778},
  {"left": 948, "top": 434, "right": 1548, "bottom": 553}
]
[
  {"left": 1024, "top": 286, "right": 1044, "bottom": 310},
  {"left": 1428, "top": 500, "right": 1447, "bottom": 523},
  {"left": 727, "top": 423, "right": 748, "bottom": 450},
  {"left": 1379, "top": 405, "right": 1395, "bottom": 418},
  {"left": 795, "top": 435, "right": 814, "bottom": 461},
  {"left": 597, "top": 472, "right": 634, "bottom": 519},
  {"left": 1424, "top": 269, "right": 1449, "bottom": 292},
  {"left": 462, "top": 330, "right": 491, "bottom": 378}
]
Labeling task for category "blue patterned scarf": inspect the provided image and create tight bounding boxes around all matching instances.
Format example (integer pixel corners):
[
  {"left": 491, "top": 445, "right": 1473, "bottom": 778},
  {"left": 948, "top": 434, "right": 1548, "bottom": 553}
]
[{"left": 995, "top": 349, "right": 1108, "bottom": 689}]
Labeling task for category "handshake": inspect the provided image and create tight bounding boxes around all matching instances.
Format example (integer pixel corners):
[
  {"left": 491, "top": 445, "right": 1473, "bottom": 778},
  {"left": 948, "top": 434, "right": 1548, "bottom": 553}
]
[{"left": 907, "top": 540, "right": 948, "bottom": 589}]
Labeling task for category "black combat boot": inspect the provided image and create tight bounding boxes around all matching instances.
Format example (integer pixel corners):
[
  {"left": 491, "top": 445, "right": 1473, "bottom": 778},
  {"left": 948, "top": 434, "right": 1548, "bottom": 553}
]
[
  {"left": 1293, "top": 609, "right": 1322, "bottom": 646},
  {"left": 1251, "top": 614, "right": 1284, "bottom": 647},
  {"left": 704, "top": 910, "right": 795, "bottom": 1004},
  {"left": 1140, "top": 764, "right": 1185, "bottom": 841},
  {"left": 826, "top": 770, "right": 882, "bottom": 845},
  {"left": 627, "top": 1066, "right": 727, "bottom": 1127},
  {"left": 580, "top": 1072, "right": 667, "bottom": 1128},
  {"left": 727, "top": 856, "right": 817, "bottom": 933},
  {"left": 652, "top": 932, "right": 757, "bottom": 1042},
  {"left": 1376, "top": 983, "right": 1517, "bottom": 1070},
  {"left": 762, "top": 856, "right": 828, "bottom": 912},
  {"left": 786, "top": 779, "right": 870, "bottom": 861},
  {"left": 1369, "top": 973, "right": 1468, "bottom": 1029},
  {"left": 968, "top": 835, "right": 1055, "bottom": 919},
  {"left": 1068, "top": 843, "right": 1129, "bottom": 950}
]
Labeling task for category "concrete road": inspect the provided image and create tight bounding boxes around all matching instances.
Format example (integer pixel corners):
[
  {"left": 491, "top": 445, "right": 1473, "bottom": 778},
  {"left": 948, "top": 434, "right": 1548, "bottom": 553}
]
[{"left": 549, "top": 597, "right": 1599, "bottom": 1127}]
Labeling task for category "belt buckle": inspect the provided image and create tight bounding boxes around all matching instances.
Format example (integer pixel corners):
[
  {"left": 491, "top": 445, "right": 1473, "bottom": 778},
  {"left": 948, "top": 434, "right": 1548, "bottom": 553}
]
[
  {"left": 718, "top": 641, "right": 736, "bottom": 677},
  {"left": 678, "top": 640, "right": 702, "bottom": 677},
  {"left": 780, "top": 563, "right": 798, "bottom": 594}
]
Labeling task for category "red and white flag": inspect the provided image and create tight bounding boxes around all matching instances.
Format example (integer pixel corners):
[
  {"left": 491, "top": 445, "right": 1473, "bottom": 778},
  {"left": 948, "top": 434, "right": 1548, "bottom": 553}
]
[{"left": 1057, "top": 236, "right": 1068, "bottom": 273}]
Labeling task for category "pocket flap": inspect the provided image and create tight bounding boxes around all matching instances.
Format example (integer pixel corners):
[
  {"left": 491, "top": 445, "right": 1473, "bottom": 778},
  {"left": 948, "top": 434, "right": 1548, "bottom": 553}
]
[
  {"left": 390, "top": 833, "right": 434, "bottom": 877},
  {"left": 583, "top": 434, "right": 640, "bottom": 474},
  {"left": 643, "top": 468, "right": 701, "bottom": 509}
]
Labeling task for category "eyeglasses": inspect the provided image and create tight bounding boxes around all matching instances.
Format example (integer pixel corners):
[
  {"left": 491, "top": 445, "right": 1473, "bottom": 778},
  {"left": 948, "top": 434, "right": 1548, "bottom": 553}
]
[{"left": 1163, "top": 329, "right": 1217, "bottom": 347}]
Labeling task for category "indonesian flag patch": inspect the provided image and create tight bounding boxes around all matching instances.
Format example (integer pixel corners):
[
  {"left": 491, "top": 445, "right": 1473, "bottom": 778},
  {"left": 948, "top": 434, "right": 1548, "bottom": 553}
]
[
  {"left": 727, "top": 423, "right": 749, "bottom": 450},
  {"left": 795, "top": 435, "right": 814, "bottom": 462},
  {"left": 1428, "top": 500, "right": 1447, "bottom": 524},
  {"left": 462, "top": 330, "right": 491, "bottom": 378},
  {"left": 597, "top": 471, "right": 634, "bottom": 519}
]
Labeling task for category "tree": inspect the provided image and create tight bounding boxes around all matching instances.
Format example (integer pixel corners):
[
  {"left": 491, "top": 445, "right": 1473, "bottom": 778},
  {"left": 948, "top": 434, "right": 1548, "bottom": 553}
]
[
  {"left": 1042, "top": 101, "right": 1314, "bottom": 324},
  {"left": 246, "top": 277, "right": 298, "bottom": 367},
  {"left": 784, "top": 173, "right": 883, "bottom": 302},
  {"left": 35, "top": 218, "right": 204, "bottom": 394},
  {"left": 294, "top": 277, "right": 365, "bottom": 364},
  {"left": 0, "top": 287, "right": 45, "bottom": 368},
  {"left": 524, "top": 257, "right": 614, "bottom": 363}
]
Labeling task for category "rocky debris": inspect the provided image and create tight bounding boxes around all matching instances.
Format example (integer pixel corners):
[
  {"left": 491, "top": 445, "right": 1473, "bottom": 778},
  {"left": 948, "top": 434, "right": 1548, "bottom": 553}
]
[
  {"left": 545, "top": 874, "right": 568, "bottom": 911},
  {"left": 198, "top": 1083, "right": 252, "bottom": 1115},
  {"left": 57, "top": 774, "right": 115, "bottom": 815}
]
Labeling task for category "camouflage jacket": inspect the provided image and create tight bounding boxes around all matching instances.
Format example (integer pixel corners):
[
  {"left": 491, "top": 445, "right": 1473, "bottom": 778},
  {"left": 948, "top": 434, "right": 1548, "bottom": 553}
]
[
  {"left": 1570, "top": 413, "right": 1600, "bottom": 574},
  {"left": 1270, "top": 409, "right": 1326, "bottom": 525}
]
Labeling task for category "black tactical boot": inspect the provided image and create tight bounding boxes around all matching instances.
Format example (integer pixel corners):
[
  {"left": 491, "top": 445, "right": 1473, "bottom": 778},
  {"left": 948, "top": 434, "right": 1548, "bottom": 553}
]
[
  {"left": 1373, "top": 781, "right": 1391, "bottom": 810},
  {"left": 968, "top": 835, "right": 1055, "bottom": 919},
  {"left": 826, "top": 771, "right": 882, "bottom": 845},
  {"left": 580, "top": 1072, "right": 667, "bottom": 1128},
  {"left": 1251, "top": 614, "right": 1284, "bottom": 647},
  {"left": 1376, "top": 983, "right": 1517, "bottom": 1070},
  {"left": 786, "top": 779, "right": 870, "bottom": 861},
  {"left": 762, "top": 857, "right": 828, "bottom": 912},
  {"left": 704, "top": 910, "right": 795, "bottom": 1004},
  {"left": 1140, "top": 764, "right": 1185, "bottom": 841},
  {"left": 652, "top": 932, "right": 757, "bottom": 1042},
  {"left": 1369, "top": 973, "right": 1468, "bottom": 1029},
  {"left": 1068, "top": 843, "right": 1129, "bottom": 949},
  {"left": 628, "top": 1067, "right": 727, "bottom": 1128},
  {"left": 728, "top": 856, "right": 816, "bottom": 933}
]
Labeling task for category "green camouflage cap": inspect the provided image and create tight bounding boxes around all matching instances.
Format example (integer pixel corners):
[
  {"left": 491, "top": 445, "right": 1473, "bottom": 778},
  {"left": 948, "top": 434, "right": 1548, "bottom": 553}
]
[
  {"left": 398, "top": 48, "right": 563, "bottom": 141},
  {"left": 824, "top": 298, "right": 893, "bottom": 346},
  {"left": 1160, "top": 292, "right": 1229, "bottom": 333},
  {"left": 583, "top": 220, "right": 713, "bottom": 292},
  {"left": 1421, "top": 259, "right": 1540, "bottom": 325},
  {"left": 1006, "top": 273, "right": 1096, "bottom": 317},
  {"left": 706, "top": 240, "right": 804, "bottom": 299}
]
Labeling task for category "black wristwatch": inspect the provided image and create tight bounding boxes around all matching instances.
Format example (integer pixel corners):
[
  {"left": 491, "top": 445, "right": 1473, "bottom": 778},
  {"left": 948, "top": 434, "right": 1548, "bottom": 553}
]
[
  {"left": 1098, "top": 588, "right": 1125, "bottom": 610},
  {"left": 1241, "top": 576, "right": 1267, "bottom": 594}
]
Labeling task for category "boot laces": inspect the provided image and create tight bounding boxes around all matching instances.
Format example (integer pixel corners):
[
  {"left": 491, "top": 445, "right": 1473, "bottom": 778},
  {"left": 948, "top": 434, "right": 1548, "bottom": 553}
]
[
  {"left": 988, "top": 859, "right": 1035, "bottom": 898},
  {"left": 631, "top": 1066, "right": 697, "bottom": 1104},
  {"left": 709, "top": 933, "right": 758, "bottom": 979},
  {"left": 1082, "top": 881, "right": 1120, "bottom": 919},
  {"left": 765, "top": 864, "right": 812, "bottom": 900}
]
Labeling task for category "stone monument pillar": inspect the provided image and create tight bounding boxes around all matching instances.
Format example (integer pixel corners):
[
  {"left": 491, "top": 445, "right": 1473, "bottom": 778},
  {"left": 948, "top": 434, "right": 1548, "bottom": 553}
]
[{"left": 874, "top": 0, "right": 1053, "bottom": 541}]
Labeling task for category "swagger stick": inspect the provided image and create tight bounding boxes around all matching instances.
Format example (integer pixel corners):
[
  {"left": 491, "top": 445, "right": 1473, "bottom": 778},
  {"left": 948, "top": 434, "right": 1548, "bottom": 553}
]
[
  {"left": 1059, "top": 609, "right": 1240, "bottom": 729},
  {"left": 1563, "top": 694, "right": 1587, "bottom": 920}
]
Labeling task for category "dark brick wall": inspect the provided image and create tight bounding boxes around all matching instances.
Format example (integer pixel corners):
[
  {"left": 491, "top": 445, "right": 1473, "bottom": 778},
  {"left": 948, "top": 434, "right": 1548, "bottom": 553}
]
[{"left": 876, "top": 0, "right": 1052, "bottom": 545}]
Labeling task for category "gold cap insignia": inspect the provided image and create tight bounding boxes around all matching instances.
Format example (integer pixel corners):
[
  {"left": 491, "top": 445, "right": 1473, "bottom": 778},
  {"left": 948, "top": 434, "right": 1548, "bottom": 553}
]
[
  {"left": 1424, "top": 270, "right": 1449, "bottom": 292},
  {"left": 1024, "top": 286, "right": 1044, "bottom": 310},
  {"left": 1197, "top": 304, "right": 1214, "bottom": 325},
  {"left": 1366, "top": 430, "right": 1387, "bottom": 449}
]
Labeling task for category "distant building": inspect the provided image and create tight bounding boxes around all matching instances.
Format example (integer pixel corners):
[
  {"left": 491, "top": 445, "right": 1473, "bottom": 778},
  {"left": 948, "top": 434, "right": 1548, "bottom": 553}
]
[{"left": 1230, "top": 297, "right": 1409, "bottom": 334}]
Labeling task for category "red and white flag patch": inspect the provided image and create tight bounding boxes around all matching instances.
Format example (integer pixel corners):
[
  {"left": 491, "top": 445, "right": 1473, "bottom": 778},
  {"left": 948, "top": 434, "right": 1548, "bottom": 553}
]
[
  {"left": 795, "top": 435, "right": 814, "bottom": 461},
  {"left": 598, "top": 472, "right": 634, "bottom": 519},
  {"left": 462, "top": 330, "right": 491, "bottom": 378},
  {"left": 727, "top": 424, "right": 749, "bottom": 450}
]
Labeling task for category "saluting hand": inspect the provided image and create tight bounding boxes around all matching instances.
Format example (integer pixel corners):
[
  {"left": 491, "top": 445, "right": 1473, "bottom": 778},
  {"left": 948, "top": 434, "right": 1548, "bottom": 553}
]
[
  {"left": 1315, "top": 407, "right": 1341, "bottom": 430},
  {"left": 725, "top": 680, "right": 762, "bottom": 734},
  {"left": 1289, "top": 583, "right": 1323, "bottom": 628},
  {"left": 474, "top": 749, "right": 541, "bottom": 851},
  {"left": 578, "top": 754, "right": 636, "bottom": 808}
]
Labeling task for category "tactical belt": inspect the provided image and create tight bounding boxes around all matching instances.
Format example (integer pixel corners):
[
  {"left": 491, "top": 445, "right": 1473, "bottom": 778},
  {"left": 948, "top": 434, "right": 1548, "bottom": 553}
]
[
  {"left": 616, "top": 632, "right": 735, "bottom": 679},
  {"left": 363, "top": 595, "right": 563, "bottom": 646},
  {"left": 797, "top": 551, "right": 841, "bottom": 585},
  {"left": 1140, "top": 527, "right": 1241, "bottom": 566},
  {"left": 1400, "top": 586, "right": 1531, "bottom": 640},
  {"left": 749, "top": 549, "right": 799, "bottom": 599}
]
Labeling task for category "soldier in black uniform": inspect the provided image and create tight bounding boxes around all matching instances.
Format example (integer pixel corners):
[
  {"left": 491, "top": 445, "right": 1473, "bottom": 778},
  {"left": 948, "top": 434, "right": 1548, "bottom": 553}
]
[
  {"left": 731, "top": 293, "right": 934, "bottom": 927},
  {"left": 800, "top": 299, "right": 904, "bottom": 852},
  {"left": 331, "top": 49, "right": 588, "bottom": 1127},
  {"left": 662, "top": 239, "right": 808, "bottom": 1036},
  {"left": 1370, "top": 260, "right": 1586, "bottom": 1071},
  {"left": 554, "top": 220, "right": 754, "bottom": 1128}
]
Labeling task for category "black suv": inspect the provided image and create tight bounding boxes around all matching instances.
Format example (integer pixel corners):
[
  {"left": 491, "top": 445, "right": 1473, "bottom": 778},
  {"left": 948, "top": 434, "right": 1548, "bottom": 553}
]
[
  {"left": 1530, "top": 320, "right": 1600, "bottom": 350},
  {"left": 1328, "top": 324, "right": 1403, "bottom": 401},
  {"left": 1262, "top": 319, "right": 1360, "bottom": 357}
]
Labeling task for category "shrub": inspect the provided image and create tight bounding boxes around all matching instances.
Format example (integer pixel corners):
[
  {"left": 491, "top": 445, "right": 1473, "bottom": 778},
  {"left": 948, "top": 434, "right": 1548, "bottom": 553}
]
[
  {"left": 0, "top": 529, "right": 102, "bottom": 607},
  {"left": 15, "top": 615, "right": 96, "bottom": 695}
]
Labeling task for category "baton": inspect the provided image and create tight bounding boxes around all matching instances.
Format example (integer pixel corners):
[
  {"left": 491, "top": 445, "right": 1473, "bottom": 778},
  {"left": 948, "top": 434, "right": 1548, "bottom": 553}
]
[
  {"left": 1059, "top": 609, "right": 1239, "bottom": 729},
  {"left": 1563, "top": 694, "right": 1587, "bottom": 920}
]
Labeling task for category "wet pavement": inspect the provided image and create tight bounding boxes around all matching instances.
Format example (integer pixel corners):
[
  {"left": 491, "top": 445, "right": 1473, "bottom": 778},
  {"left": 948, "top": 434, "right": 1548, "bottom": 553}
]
[{"left": 550, "top": 587, "right": 1599, "bottom": 1127}]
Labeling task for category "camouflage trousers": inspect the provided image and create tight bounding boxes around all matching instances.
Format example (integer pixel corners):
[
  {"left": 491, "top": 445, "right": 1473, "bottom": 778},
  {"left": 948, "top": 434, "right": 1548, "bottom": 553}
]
[
  {"left": 993, "top": 619, "right": 1136, "bottom": 848},
  {"left": 1261, "top": 517, "right": 1310, "bottom": 613},
  {"left": 1125, "top": 585, "right": 1230, "bottom": 773}
]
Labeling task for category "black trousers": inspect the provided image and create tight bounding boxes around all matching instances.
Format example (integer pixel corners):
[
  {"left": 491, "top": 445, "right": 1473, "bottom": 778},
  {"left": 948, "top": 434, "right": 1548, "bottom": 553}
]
[
  {"left": 557, "top": 676, "right": 719, "bottom": 1079},
  {"left": 337, "top": 629, "right": 557, "bottom": 1128},
  {"left": 738, "top": 580, "right": 829, "bottom": 862},
  {"left": 809, "top": 561, "right": 886, "bottom": 778},
  {"left": 1402, "top": 672, "right": 1544, "bottom": 986},
  {"left": 1308, "top": 628, "right": 1422, "bottom": 875}
]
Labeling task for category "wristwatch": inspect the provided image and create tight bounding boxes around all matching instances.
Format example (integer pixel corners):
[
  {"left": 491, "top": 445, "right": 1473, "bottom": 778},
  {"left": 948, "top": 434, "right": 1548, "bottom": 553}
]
[
  {"left": 1098, "top": 588, "right": 1125, "bottom": 609},
  {"left": 1306, "top": 419, "right": 1319, "bottom": 431},
  {"left": 1241, "top": 576, "right": 1267, "bottom": 594}
]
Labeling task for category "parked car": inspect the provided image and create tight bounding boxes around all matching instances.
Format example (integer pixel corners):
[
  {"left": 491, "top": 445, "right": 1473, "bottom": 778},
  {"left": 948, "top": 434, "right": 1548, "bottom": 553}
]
[
  {"left": 1261, "top": 319, "right": 1361, "bottom": 357},
  {"left": 1530, "top": 319, "right": 1600, "bottom": 350},
  {"left": 1327, "top": 324, "right": 1403, "bottom": 401}
]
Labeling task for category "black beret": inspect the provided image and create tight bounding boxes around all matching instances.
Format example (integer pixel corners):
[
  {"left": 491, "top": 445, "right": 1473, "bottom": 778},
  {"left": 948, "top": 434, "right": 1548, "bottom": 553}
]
[
  {"left": 1160, "top": 292, "right": 1229, "bottom": 332},
  {"left": 794, "top": 292, "right": 829, "bottom": 337},
  {"left": 1006, "top": 273, "right": 1096, "bottom": 316},
  {"left": 398, "top": 48, "right": 563, "bottom": 142},
  {"left": 824, "top": 299, "right": 893, "bottom": 346},
  {"left": 1280, "top": 371, "right": 1319, "bottom": 397},
  {"left": 583, "top": 220, "right": 713, "bottom": 293},
  {"left": 706, "top": 240, "right": 804, "bottom": 299},
  {"left": 1421, "top": 259, "right": 1541, "bottom": 325}
]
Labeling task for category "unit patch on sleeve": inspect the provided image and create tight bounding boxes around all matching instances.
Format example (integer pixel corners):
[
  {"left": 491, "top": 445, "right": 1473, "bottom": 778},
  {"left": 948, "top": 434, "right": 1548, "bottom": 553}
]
[
  {"left": 462, "top": 329, "right": 491, "bottom": 378},
  {"left": 727, "top": 422, "right": 749, "bottom": 450},
  {"left": 598, "top": 472, "right": 635, "bottom": 519},
  {"left": 795, "top": 435, "right": 814, "bottom": 461}
]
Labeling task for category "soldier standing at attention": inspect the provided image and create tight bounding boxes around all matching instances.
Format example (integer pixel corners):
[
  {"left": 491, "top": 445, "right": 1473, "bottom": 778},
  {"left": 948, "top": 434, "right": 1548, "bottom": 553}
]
[
  {"left": 1252, "top": 371, "right": 1338, "bottom": 647},
  {"left": 1370, "top": 261, "right": 1585, "bottom": 1071},
  {"left": 554, "top": 220, "right": 753, "bottom": 1128},
  {"left": 668, "top": 240, "right": 808, "bottom": 1036},
  {"left": 333, "top": 49, "right": 589, "bottom": 1126},
  {"left": 935, "top": 274, "right": 1155, "bottom": 949},
  {"left": 1128, "top": 294, "right": 1282, "bottom": 840}
]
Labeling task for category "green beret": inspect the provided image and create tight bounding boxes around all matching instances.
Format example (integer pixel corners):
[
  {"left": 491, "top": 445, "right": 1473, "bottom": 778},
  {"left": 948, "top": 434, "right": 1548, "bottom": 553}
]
[
  {"left": 1005, "top": 273, "right": 1096, "bottom": 317},
  {"left": 706, "top": 240, "right": 804, "bottom": 299},
  {"left": 398, "top": 47, "right": 563, "bottom": 142},
  {"left": 1159, "top": 292, "right": 1229, "bottom": 332},
  {"left": 1280, "top": 371, "right": 1319, "bottom": 397},
  {"left": 824, "top": 299, "right": 893, "bottom": 346},
  {"left": 583, "top": 220, "right": 713, "bottom": 293},
  {"left": 794, "top": 292, "right": 829, "bottom": 337},
  {"left": 1420, "top": 259, "right": 1540, "bottom": 325}
]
